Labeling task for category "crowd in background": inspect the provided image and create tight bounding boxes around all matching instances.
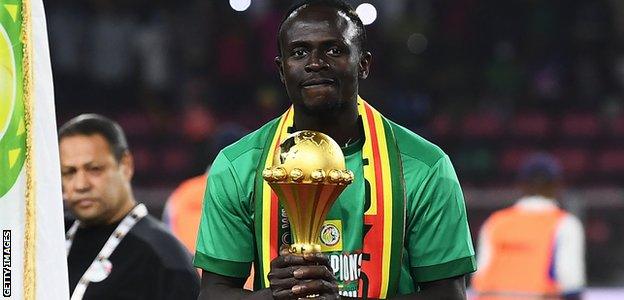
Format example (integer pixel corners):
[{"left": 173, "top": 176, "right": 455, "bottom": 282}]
[
  {"left": 47, "top": 0, "right": 624, "bottom": 286},
  {"left": 47, "top": 0, "right": 624, "bottom": 187}
]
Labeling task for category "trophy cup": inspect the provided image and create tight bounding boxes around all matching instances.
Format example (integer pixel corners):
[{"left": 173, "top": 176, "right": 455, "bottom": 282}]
[{"left": 262, "top": 130, "right": 354, "bottom": 255}]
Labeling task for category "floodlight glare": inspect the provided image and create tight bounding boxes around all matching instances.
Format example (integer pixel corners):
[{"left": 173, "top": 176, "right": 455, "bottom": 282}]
[
  {"left": 356, "top": 3, "right": 377, "bottom": 25},
  {"left": 230, "top": 0, "right": 251, "bottom": 12}
]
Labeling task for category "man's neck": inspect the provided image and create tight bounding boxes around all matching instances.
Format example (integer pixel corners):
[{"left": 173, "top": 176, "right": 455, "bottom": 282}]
[
  {"left": 106, "top": 196, "right": 137, "bottom": 225},
  {"left": 293, "top": 101, "right": 360, "bottom": 146},
  {"left": 77, "top": 196, "right": 137, "bottom": 228}
]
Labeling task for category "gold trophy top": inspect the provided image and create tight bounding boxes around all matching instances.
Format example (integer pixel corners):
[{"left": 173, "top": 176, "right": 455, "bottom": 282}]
[{"left": 262, "top": 131, "right": 354, "bottom": 184}]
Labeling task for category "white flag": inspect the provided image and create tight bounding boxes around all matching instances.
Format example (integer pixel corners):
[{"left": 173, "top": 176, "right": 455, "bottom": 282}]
[{"left": 0, "top": 0, "right": 70, "bottom": 299}]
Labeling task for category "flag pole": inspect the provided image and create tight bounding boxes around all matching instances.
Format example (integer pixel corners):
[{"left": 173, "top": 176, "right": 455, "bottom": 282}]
[{"left": 21, "top": 0, "right": 37, "bottom": 298}]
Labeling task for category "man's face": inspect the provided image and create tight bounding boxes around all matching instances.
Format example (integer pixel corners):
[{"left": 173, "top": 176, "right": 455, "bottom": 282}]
[
  {"left": 276, "top": 6, "right": 371, "bottom": 115},
  {"left": 60, "top": 134, "right": 133, "bottom": 225}
]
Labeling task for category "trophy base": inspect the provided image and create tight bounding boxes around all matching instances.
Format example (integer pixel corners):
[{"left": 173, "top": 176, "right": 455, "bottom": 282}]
[{"left": 289, "top": 243, "right": 322, "bottom": 255}]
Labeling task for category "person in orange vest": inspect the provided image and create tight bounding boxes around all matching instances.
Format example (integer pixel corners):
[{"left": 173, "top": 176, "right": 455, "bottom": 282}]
[
  {"left": 472, "top": 153, "right": 585, "bottom": 300},
  {"left": 162, "top": 124, "right": 246, "bottom": 252},
  {"left": 163, "top": 173, "right": 208, "bottom": 253},
  {"left": 162, "top": 125, "right": 255, "bottom": 288},
  {"left": 163, "top": 170, "right": 256, "bottom": 290}
]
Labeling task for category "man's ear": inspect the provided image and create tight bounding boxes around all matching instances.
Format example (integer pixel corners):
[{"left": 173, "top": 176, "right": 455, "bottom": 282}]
[
  {"left": 119, "top": 151, "right": 134, "bottom": 181},
  {"left": 358, "top": 51, "right": 372, "bottom": 79},
  {"left": 275, "top": 56, "right": 285, "bottom": 84}
]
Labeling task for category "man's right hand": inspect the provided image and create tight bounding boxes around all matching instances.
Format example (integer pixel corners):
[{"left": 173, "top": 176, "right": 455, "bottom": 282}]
[{"left": 268, "top": 246, "right": 339, "bottom": 300}]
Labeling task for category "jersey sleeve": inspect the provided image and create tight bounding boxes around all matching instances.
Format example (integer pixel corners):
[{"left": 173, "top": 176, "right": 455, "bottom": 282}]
[
  {"left": 405, "top": 154, "right": 476, "bottom": 283},
  {"left": 194, "top": 151, "right": 254, "bottom": 278}
]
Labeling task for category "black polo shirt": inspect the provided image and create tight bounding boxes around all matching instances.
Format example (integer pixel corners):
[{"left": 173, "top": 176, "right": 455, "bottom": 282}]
[{"left": 66, "top": 214, "right": 199, "bottom": 300}]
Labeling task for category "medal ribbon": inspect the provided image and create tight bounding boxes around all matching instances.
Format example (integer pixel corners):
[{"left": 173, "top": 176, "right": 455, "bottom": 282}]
[{"left": 66, "top": 203, "right": 148, "bottom": 300}]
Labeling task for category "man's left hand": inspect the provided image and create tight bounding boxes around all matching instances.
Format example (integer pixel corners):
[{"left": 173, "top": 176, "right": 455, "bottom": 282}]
[{"left": 268, "top": 246, "right": 340, "bottom": 299}]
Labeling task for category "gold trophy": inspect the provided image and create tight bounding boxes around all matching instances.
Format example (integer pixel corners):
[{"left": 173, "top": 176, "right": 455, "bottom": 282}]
[{"left": 263, "top": 130, "right": 353, "bottom": 255}]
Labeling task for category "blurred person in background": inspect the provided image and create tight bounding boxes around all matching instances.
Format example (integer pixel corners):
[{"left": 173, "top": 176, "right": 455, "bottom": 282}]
[
  {"left": 162, "top": 172, "right": 208, "bottom": 253},
  {"left": 472, "top": 153, "right": 586, "bottom": 300},
  {"left": 163, "top": 123, "right": 246, "bottom": 252},
  {"left": 194, "top": 0, "right": 475, "bottom": 299},
  {"left": 60, "top": 114, "right": 200, "bottom": 299},
  {"left": 163, "top": 171, "right": 261, "bottom": 289},
  {"left": 162, "top": 125, "right": 254, "bottom": 288}
]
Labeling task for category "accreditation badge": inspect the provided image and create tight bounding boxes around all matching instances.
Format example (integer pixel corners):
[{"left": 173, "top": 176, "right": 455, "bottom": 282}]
[{"left": 85, "top": 258, "right": 112, "bottom": 282}]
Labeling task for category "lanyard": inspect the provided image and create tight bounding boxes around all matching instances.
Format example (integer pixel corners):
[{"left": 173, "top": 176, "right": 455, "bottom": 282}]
[{"left": 66, "top": 203, "right": 148, "bottom": 300}]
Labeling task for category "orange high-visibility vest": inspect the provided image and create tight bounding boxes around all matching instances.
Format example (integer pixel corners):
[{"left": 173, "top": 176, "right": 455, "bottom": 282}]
[
  {"left": 167, "top": 174, "right": 255, "bottom": 289},
  {"left": 167, "top": 174, "right": 207, "bottom": 253},
  {"left": 472, "top": 206, "right": 566, "bottom": 300}
]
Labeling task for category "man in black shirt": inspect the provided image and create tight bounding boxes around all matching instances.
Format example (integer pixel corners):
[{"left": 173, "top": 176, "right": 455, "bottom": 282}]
[{"left": 59, "top": 114, "right": 199, "bottom": 300}]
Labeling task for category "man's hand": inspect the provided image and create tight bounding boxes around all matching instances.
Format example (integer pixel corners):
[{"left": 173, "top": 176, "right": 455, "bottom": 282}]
[{"left": 268, "top": 246, "right": 339, "bottom": 300}]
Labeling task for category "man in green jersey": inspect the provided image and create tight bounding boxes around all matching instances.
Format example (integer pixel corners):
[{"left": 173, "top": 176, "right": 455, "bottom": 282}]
[{"left": 195, "top": 0, "right": 476, "bottom": 299}]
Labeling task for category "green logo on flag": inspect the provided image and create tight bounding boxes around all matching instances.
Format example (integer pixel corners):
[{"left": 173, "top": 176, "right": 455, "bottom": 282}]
[
  {"left": 0, "top": 27, "right": 13, "bottom": 134},
  {"left": 0, "top": 3, "right": 26, "bottom": 198}
]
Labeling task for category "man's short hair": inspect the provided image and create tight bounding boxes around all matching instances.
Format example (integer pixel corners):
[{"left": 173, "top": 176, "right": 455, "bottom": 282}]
[
  {"left": 517, "top": 152, "right": 562, "bottom": 184},
  {"left": 58, "top": 114, "right": 129, "bottom": 162},
  {"left": 277, "top": 0, "right": 367, "bottom": 55}
]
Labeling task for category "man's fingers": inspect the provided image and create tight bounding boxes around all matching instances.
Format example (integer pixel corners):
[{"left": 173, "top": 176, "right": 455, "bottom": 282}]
[
  {"left": 271, "top": 252, "right": 332, "bottom": 271},
  {"left": 272, "top": 288, "right": 296, "bottom": 300},
  {"left": 279, "top": 244, "right": 291, "bottom": 256},
  {"left": 269, "top": 250, "right": 336, "bottom": 299},
  {"left": 293, "top": 265, "right": 334, "bottom": 281},
  {"left": 292, "top": 279, "right": 339, "bottom": 297},
  {"left": 268, "top": 277, "right": 299, "bottom": 291},
  {"left": 269, "top": 265, "right": 333, "bottom": 281},
  {"left": 270, "top": 253, "right": 307, "bottom": 269},
  {"left": 302, "top": 252, "right": 332, "bottom": 269},
  {"left": 268, "top": 265, "right": 300, "bottom": 280},
  {"left": 273, "top": 279, "right": 338, "bottom": 300}
]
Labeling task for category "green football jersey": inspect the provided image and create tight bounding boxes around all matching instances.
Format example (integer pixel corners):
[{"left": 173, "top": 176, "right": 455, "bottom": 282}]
[{"left": 194, "top": 118, "right": 476, "bottom": 296}]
